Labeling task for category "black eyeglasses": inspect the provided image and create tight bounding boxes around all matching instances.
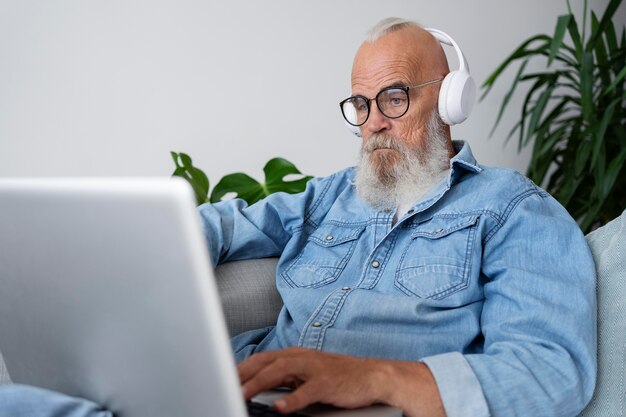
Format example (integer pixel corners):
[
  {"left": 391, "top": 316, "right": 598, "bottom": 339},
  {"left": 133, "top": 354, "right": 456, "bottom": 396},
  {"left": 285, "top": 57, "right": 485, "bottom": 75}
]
[{"left": 339, "top": 78, "right": 443, "bottom": 127}]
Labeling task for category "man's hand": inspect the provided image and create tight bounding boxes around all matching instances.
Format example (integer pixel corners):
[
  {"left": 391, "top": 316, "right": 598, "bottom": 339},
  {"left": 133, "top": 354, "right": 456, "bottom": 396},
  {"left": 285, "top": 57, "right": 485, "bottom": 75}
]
[{"left": 237, "top": 347, "right": 446, "bottom": 417}]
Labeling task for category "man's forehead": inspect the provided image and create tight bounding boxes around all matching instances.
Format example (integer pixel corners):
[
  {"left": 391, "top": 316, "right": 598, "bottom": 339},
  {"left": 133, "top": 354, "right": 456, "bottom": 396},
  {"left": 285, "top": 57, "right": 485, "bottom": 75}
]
[{"left": 351, "top": 49, "right": 423, "bottom": 95}]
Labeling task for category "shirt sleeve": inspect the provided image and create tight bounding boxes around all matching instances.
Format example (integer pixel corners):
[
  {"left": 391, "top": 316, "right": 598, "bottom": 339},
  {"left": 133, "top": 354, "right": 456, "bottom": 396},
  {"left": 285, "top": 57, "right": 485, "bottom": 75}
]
[
  {"left": 423, "top": 190, "right": 597, "bottom": 417},
  {"left": 422, "top": 352, "right": 490, "bottom": 417},
  {"left": 197, "top": 172, "right": 339, "bottom": 266}
]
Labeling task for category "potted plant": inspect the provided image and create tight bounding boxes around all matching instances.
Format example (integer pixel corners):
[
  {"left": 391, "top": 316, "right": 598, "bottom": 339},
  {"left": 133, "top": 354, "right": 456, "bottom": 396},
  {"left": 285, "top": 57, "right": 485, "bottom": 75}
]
[
  {"left": 482, "top": 0, "right": 625, "bottom": 232},
  {"left": 171, "top": 152, "right": 312, "bottom": 206}
]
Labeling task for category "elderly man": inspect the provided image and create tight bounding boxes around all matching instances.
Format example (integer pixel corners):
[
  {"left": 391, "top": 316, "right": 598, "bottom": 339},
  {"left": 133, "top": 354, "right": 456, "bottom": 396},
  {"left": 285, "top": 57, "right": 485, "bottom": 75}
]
[
  {"left": 0, "top": 17, "right": 596, "bottom": 417},
  {"left": 204, "top": 18, "right": 597, "bottom": 417}
]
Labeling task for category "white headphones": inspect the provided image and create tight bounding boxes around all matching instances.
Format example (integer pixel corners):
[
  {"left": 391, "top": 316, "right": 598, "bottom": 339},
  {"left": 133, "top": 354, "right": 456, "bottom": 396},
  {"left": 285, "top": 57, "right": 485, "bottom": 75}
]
[
  {"left": 427, "top": 28, "right": 476, "bottom": 126},
  {"left": 345, "top": 28, "right": 476, "bottom": 137}
]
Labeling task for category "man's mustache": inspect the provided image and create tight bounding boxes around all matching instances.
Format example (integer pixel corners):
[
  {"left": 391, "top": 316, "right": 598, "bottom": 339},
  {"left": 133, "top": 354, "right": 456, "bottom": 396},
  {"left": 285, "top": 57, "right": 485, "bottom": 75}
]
[{"left": 362, "top": 135, "right": 404, "bottom": 154}]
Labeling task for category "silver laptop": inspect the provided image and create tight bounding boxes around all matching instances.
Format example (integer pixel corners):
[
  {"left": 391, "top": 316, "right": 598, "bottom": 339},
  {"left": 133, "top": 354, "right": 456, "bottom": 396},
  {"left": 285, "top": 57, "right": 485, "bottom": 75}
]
[{"left": 0, "top": 178, "right": 401, "bottom": 417}]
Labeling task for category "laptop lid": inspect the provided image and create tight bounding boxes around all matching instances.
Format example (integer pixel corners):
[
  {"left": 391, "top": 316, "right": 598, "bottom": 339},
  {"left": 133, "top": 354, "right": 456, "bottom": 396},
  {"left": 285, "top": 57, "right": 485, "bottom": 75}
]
[
  {"left": 0, "top": 178, "right": 248, "bottom": 417},
  {"left": 0, "top": 178, "right": 402, "bottom": 417}
]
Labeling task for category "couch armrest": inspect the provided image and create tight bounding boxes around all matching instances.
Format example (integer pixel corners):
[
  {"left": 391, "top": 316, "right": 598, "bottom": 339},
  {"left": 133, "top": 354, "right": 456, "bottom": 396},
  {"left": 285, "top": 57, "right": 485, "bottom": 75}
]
[
  {"left": 215, "top": 257, "right": 282, "bottom": 337},
  {"left": 579, "top": 210, "right": 626, "bottom": 416}
]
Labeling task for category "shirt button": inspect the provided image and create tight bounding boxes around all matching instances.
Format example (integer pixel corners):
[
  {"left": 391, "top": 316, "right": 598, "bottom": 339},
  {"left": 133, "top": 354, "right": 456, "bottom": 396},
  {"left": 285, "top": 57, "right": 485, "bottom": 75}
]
[
  {"left": 325, "top": 235, "right": 334, "bottom": 241},
  {"left": 407, "top": 209, "right": 414, "bottom": 214},
  {"left": 383, "top": 208, "right": 391, "bottom": 213},
  {"left": 371, "top": 260, "right": 380, "bottom": 268},
  {"left": 312, "top": 322, "right": 322, "bottom": 327},
  {"left": 342, "top": 286, "right": 350, "bottom": 291}
]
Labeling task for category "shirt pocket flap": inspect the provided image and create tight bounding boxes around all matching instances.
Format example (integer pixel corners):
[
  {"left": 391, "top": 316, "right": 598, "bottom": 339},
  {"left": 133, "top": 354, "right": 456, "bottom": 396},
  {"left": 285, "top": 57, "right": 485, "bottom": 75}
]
[
  {"left": 282, "top": 223, "right": 365, "bottom": 288},
  {"left": 411, "top": 214, "right": 479, "bottom": 240},
  {"left": 309, "top": 223, "right": 365, "bottom": 247}
]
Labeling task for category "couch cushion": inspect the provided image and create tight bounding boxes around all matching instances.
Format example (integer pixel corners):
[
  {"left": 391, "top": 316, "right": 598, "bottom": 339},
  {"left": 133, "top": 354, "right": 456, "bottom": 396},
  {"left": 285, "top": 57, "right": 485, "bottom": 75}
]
[
  {"left": 215, "top": 257, "right": 281, "bottom": 337},
  {"left": 579, "top": 209, "right": 626, "bottom": 416}
]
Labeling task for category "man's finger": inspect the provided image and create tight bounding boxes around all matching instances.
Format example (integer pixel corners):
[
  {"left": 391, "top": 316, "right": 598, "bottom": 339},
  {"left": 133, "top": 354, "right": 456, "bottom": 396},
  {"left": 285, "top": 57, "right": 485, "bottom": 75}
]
[
  {"left": 241, "top": 357, "right": 302, "bottom": 400},
  {"left": 273, "top": 382, "right": 320, "bottom": 414},
  {"left": 237, "top": 351, "right": 281, "bottom": 384},
  {"left": 238, "top": 347, "right": 311, "bottom": 383}
]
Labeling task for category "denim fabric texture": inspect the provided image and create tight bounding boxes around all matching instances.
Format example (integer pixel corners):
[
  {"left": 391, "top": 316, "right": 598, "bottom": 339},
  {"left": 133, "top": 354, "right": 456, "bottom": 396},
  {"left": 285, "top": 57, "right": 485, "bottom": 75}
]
[
  {"left": 201, "top": 142, "right": 597, "bottom": 417},
  {"left": 0, "top": 141, "right": 597, "bottom": 417},
  {"left": 0, "top": 385, "right": 113, "bottom": 417}
]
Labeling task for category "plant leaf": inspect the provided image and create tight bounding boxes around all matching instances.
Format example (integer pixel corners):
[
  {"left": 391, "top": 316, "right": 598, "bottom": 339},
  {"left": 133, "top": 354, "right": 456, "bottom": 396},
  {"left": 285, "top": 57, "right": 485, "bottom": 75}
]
[
  {"left": 524, "top": 82, "right": 556, "bottom": 147},
  {"left": 517, "top": 75, "right": 555, "bottom": 150},
  {"left": 503, "top": 119, "right": 524, "bottom": 146},
  {"left": 209, "top": 157, "right": 313, "bottom": 205},
  {"left": 591, "top": 98, "right": 618, "bottom": 169},
  {"left": 603, "top": 15, "right": 619, "bottom": 54},
  {"left": 528, "top": 124, "right": 565, "bottom": 186},
  {"left": 530, "top": 98, "right": 569, "bottom": 148},
  {"left": 170, "top": 151, "right": 210, "bottom": 205},
  {"left": 263, "top": 158, "right": 313, "bottom": 195},
  {"left": 480, "top": 0, "right": 625, "bottom": 231},
  {"left": 488, "top": 60, "right": 529, "bottom": 137},
  {"left": 210, "top": 173, "right": 265, "bottom": 205},
  {"left": 581, "top": 146, "right": 626, "bottom": 231},
  {"left": 579, "top": 52, "right": 594, "bottom": 124},
  {"left": 586, "top": 0, "right": 622, "bottom": 52},
  {"left": 557, "top": 173, "right": 584, "bottom": 208},
  {"left": 603, "top": 65, "right": 626, "bottom": 95},
  {"left": 591, "top": 12, "right": 609, "bottom": 74},
  {"left": 549, "top": 15, "right": 572, "bottom": 66},
  {"left": 574, "top": 140, "right": 592, "bottom": 177},
  {"left": 481, "top": 34, "right": 551, "bottom": 95},
  {"left": 567, "top": 13, "right": 583, "bottom": 60},
  {"left": 600, "top": 146, "right": 626, "bottom": 198}
]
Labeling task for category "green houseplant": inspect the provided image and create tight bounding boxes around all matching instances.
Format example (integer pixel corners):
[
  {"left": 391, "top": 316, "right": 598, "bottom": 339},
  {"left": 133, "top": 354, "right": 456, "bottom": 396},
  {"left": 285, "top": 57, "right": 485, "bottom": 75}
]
[
  {"left": 171, "top": 152, "right": 313, "bottom": 206},
  {"left": 482, "top": 0, "right": 626, "bottom": 232}
]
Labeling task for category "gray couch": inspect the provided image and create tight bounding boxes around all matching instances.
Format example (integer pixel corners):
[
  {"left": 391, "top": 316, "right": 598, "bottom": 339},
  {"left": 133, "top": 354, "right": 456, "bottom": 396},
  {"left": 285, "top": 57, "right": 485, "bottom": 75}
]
[{"left": 1, "top": 210, "right": 625, "bottom": 416}]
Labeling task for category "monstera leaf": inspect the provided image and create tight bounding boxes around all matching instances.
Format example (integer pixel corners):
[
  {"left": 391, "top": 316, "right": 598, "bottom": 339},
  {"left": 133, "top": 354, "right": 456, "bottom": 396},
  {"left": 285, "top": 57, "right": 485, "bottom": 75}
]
[
  {"left": 170, "top": 152, "right": 313, "bottom": 206},
  {"left": 171, "top": 152, "right": 210, "bottom": 205},
  {"left": 210, "top": 157, "right": 313, "bottom": 205}
]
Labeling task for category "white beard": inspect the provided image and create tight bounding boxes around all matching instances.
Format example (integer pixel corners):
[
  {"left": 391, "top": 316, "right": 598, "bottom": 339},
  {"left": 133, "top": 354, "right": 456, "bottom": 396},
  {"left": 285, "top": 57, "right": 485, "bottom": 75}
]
[{"left": 355, "top": 112, "right": 451, "bottom": 211}]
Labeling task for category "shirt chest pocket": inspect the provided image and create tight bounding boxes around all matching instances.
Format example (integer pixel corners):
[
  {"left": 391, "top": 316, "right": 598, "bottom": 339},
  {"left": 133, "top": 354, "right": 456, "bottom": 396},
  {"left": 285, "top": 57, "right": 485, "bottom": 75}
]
[
  {"left": 395, "top": 215, "right": 479, "bottom": 300},
  {"left": 281, "top": 223, "right": 364, "bottom": 288}
]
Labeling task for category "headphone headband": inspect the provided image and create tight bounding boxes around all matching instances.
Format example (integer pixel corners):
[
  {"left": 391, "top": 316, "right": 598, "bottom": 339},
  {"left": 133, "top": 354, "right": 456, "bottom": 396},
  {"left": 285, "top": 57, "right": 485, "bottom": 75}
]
[{"left": 425, "top": 28, "right": 470, "bottom": 73}]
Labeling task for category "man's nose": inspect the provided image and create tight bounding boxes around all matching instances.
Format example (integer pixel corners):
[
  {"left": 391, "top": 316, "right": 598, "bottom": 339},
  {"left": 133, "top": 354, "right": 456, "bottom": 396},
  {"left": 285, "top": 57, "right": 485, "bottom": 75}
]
[{"left": 365, "top": 102, "right": 391, "bottom": 134}]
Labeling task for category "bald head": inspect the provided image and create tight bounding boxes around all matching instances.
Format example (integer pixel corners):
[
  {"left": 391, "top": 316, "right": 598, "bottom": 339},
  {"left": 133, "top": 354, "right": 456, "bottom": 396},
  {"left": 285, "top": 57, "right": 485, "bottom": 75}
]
[{"left": 352, "top": 24, "right": 449, "bottom": 92}]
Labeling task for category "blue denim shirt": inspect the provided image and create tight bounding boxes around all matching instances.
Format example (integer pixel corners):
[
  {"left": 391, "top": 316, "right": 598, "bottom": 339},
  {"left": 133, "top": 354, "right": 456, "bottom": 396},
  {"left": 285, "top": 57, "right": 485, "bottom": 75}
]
[{"left": 198, "top": 141, "right": 597, "bottom": 417}]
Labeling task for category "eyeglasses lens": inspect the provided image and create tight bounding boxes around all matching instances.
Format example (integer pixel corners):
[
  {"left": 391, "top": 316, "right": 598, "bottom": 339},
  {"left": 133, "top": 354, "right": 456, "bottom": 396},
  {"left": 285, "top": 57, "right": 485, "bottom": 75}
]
[
  {"left": 341, "top": 88, "right": 410, "bottom": 126},
  {"left": 378, "top": 89, "right": 409, "bottom": 118}
]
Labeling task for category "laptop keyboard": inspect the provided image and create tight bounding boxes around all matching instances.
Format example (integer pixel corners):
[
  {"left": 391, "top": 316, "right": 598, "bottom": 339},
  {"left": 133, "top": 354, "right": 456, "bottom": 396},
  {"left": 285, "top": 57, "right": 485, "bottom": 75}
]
[{"left": 247, "top": 400, "right": 308, "bottom": 417}]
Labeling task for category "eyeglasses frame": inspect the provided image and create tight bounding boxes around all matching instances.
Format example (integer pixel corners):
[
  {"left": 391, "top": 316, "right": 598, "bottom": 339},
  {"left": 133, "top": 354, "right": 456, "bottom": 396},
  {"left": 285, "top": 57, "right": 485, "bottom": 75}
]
[{"left": 339, "top": 78, "right": 444, "bottom": 127}]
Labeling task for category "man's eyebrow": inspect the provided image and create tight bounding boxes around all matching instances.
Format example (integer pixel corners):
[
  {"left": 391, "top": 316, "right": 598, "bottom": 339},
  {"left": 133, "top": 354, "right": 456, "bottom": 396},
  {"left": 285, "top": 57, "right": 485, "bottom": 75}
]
[
  {"left": 382, "top": 81, "right": 409, "bottom": 89},
  {"left": 352, "top": 81, "right": 409, "bottom": 97}
]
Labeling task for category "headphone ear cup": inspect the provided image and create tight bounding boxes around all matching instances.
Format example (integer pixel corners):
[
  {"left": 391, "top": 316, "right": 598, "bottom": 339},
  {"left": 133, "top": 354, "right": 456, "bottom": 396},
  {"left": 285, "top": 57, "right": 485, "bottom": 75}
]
[{"left": 438, "top": 70, "right": 476, "bottom": 125}]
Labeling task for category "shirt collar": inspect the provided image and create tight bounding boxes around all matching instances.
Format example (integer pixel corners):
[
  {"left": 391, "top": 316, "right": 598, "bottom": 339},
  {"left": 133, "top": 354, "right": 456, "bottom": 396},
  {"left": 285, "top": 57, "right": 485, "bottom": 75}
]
[
  {"left": 404, "top": 141, "right": 482, "bottom": 216},
  {"left": 448, "top": 140, "right": 482, "bottom": 186}
]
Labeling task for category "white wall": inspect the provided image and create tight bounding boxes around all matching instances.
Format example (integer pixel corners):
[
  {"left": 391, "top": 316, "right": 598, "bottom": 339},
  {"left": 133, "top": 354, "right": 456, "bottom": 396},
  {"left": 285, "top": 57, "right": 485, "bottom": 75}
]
[{"left": 1, "top": 0, "right": 623, "bottom": 183}]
